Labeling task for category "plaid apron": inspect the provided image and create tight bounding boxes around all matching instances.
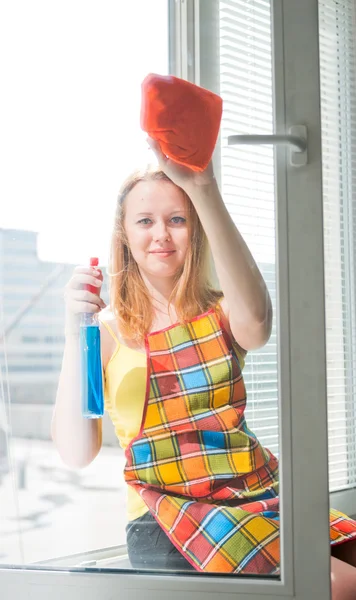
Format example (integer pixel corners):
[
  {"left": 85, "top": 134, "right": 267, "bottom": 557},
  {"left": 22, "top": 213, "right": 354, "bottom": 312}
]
[{"left": 124, "top": 309, "right": 356, "bottom": 574}]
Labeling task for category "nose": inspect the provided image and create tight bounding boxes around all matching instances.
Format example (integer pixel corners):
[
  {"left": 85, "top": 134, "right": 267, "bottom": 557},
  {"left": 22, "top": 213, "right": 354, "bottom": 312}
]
[{"left": 153, "top": 221, "right": 170, "bottom": 242}]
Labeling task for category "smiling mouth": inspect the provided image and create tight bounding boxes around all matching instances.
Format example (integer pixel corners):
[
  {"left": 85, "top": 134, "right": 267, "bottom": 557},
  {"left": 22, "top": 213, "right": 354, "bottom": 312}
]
[
  {"left": 150, "top": 250, "right": 176, "bottom": 257},
  {"left": 150, "top": 250, "right": 176, "bottom": 254}
]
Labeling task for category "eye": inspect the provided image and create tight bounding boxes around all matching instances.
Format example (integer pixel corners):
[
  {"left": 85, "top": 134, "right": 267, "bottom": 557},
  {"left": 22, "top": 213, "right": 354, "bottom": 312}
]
[
  {"left": 170, "top": 216, "right": 186, "bottom": 224},
  {"left": 137, "top": 218, "right": 152, "bottom": 225}
]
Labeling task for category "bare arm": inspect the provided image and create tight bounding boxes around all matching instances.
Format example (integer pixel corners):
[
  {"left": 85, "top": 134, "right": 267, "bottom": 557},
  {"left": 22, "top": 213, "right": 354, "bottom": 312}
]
[
  {"left": 52, "top": 333, "right": 102, "bottom": 468},
  {"left": 51, "top": 266, "right": 106, "bottom": 468},
  {"left": 186, "top": 179, "right": 272, "bottom": 351},
  {"left": 147, "top": 137, "right": 272, "bottom": 351}
]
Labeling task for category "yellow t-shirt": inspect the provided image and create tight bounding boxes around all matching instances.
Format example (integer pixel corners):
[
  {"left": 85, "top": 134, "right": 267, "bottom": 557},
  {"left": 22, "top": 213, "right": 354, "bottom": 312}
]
[
  {"left": 100, "top": 313, "right": 245, "bottom": 522},
  {"left": 100, "top": 318, "right": 148, "bottom": 522}
]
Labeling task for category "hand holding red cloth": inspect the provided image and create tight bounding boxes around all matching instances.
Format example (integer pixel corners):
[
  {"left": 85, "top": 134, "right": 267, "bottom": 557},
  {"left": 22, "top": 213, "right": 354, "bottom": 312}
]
[{"left": 140, "top": 73, "right": 223, "bottom": 172}]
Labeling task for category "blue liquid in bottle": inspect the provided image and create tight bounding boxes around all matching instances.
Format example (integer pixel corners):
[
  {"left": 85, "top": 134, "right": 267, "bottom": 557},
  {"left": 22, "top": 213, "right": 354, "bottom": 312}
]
[
  {"left": 80, "top": 315, "right": 104, "bottom": 418},
  {"left": 80, "top": 257, "right": 104, "bottom": 418}
]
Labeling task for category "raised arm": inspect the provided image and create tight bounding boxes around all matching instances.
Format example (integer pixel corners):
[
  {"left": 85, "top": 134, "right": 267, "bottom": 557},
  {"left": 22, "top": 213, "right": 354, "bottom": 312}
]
[
  {"left": 147, "top": 138, "right": 272, "bottom": 351},
  {"left": 184, "top": 177, "right": 272, "bottom": 351}
]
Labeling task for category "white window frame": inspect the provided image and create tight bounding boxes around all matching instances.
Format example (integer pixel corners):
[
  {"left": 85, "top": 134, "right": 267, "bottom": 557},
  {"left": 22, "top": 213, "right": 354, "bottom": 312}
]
[{"left": 0, "top": 1, "right": 333, "bottom": 598}]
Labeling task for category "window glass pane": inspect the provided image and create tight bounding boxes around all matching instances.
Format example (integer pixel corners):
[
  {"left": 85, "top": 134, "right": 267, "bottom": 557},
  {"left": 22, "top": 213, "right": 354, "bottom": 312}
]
[
  {"left": 0, "top": 0, "right": 168, "bottom": 568},
  {"left": 219, "top": 0, "right": 278, "bottom": 457},
  {"left": 1, "top": 0, "right": 281, "bottom": 577}
]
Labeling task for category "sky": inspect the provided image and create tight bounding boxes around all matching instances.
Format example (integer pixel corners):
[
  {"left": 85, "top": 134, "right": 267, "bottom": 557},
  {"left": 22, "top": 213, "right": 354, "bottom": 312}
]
[
  {"left": 0, "top": 0, "right": 277, "bottom": 267},
  {"left": 0, "top": 1, "right": 168, "bottom": 265}
]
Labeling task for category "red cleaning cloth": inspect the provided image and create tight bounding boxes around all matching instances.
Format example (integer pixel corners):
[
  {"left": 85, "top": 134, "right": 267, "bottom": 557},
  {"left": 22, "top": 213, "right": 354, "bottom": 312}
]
[{"left": 140, "top": 73, "right": 223, "bottom": 172}]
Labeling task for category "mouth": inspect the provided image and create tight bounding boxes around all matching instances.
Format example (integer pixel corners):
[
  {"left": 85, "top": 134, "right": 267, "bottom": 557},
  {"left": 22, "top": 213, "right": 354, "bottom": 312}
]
[{"left": 149, "top": 250, "right": 176, "bottom": 257}]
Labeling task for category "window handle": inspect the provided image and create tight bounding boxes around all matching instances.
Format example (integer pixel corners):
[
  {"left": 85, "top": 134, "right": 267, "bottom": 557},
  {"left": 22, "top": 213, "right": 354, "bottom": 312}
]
[{"left": 228, "top": 125, "right": 308, "bottom": 167}]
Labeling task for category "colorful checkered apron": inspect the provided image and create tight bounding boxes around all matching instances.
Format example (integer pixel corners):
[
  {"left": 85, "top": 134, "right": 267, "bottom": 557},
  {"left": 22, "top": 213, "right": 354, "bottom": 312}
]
[{"left": 124, "top": 309, "right": 356, "bottom": 574}]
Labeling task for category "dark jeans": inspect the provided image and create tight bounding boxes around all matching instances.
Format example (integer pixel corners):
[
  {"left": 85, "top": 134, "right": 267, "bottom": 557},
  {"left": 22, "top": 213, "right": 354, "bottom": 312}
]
[{"left": 126, "top": 511, "right": 196, "bottom": 571}]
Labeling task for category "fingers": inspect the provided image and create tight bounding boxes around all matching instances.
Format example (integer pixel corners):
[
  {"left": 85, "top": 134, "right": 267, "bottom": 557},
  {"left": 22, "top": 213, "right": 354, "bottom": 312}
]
[
  {"left": 65, "top": 291, "right": 104, "bottom": 312},
  {"left": 64, "top": 292, "right": 105, "bottom": 316},
  {"left": 69, "top": 301, "right": 102, "bottom": 315},
  {"left": 146, "top": 136, "right": 158, "bottom": 150},
  {"left": 66, "top": 272, "right": 103, "bottom": 291},
  {"left": 73, "top": 265, "right": 103, "bottom": 279},
  {"left": 147, "top": 136, "right": 167, "bottom": 165},
  {"left": 74, "top": 265, "right": 101, "bottom": 274},
  {"left": 68, "top": 288, "right": 105, "bottom": 308},
  {"left": 64, "top": 266, "right": 106, "bottom": 319}
]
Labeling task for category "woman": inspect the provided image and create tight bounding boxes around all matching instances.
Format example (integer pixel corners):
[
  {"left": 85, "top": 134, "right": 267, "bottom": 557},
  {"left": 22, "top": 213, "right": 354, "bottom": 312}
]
[{"left": 52, "top": 138, "right": 356, "bottom": 597}]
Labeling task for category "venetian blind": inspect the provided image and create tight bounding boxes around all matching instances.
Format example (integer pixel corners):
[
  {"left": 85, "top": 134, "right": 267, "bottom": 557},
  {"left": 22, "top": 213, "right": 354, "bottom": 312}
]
[
  {"left": 218, "top": 0, "right": 278, "bottom": 456},
  {"left": 218, "top": 0, "right": 356, "bottom": 490},
  {"left": 319, "top": 0, "right": 356, "bottom": 490}
]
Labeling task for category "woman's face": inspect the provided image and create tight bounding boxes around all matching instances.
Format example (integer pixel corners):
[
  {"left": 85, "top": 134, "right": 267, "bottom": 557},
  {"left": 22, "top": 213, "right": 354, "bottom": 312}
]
[{"left": 123, "top": 179, "right": 189, "bottom": 282}]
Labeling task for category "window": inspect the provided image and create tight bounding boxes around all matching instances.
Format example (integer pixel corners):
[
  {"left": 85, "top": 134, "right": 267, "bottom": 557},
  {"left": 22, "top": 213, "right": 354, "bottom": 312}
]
[
  {"left": 0, "top": 0, "right": 169, "bottom": 567},
  {"left": 0, "top": 1, "right": 350, "bottom": 599}
]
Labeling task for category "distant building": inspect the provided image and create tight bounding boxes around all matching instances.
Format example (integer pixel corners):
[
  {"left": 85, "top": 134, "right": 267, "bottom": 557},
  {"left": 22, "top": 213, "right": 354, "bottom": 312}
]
[
  {"left": 0, "top": 228, "right": 116, "bottom": 445},
  {"left": 1, "top": 229, "right": 72, "bottom": 403}
]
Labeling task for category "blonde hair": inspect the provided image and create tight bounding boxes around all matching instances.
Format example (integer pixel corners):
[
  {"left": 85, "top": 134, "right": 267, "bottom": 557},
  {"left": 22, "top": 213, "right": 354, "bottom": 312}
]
[{"left": 109, "top": 166, "right": 223, "bottom": 342}]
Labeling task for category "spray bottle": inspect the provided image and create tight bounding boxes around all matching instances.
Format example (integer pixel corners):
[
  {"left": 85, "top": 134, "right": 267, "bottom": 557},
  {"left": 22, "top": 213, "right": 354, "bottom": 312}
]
[{"left": 80, "top": 257, "right": 104, "bottom": 418}]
